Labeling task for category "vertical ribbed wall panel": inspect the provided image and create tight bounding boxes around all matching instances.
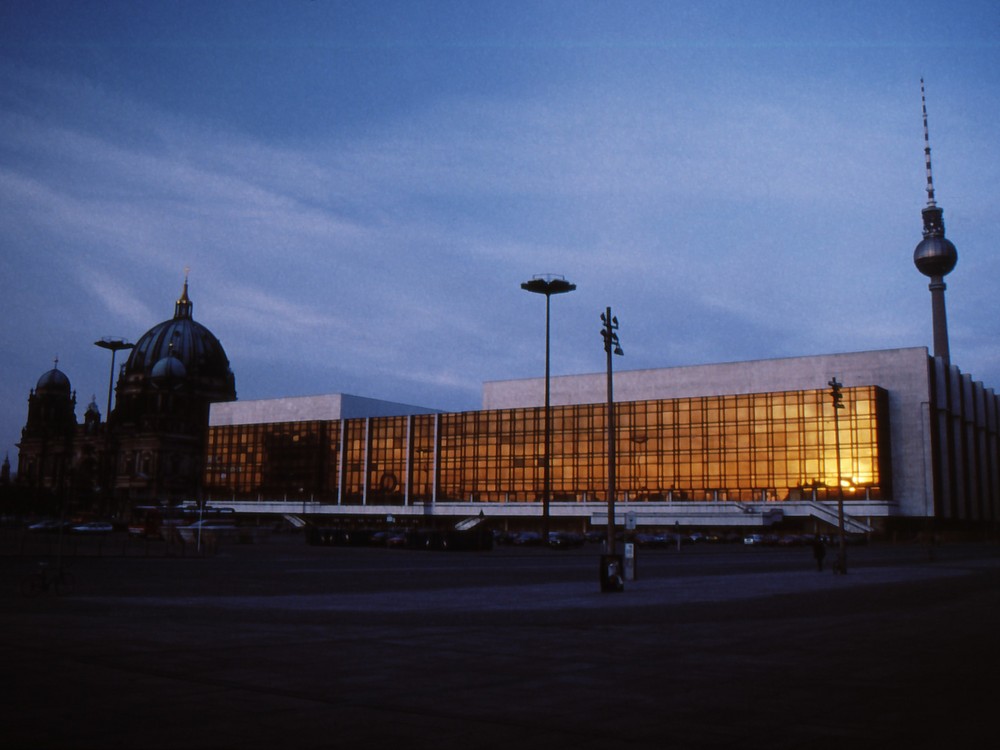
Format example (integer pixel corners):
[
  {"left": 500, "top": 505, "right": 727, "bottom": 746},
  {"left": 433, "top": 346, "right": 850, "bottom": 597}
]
[{"left": 929, "top": 356, "right": 1000, "bottom": 523}]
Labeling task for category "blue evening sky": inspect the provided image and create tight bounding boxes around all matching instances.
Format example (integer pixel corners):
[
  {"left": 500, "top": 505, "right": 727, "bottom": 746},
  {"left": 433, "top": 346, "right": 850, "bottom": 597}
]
[{"left": 2, "top": 1, "right": 998, "bottom": 462}]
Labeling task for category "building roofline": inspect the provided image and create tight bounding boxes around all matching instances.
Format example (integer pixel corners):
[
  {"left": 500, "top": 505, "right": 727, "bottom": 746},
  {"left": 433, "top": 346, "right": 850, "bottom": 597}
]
[
  {"left": 483, "top": 347, "right": 932, "bottom": 388},
  {"left": 209, "top": 393, "right": 440, "bottom": 427}
]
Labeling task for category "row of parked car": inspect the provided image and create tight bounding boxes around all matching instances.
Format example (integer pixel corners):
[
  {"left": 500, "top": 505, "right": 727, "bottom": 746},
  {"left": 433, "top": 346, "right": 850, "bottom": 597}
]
[
  {"left": 28, "top": 517, "right": 864, "bottom": 550},
  {"left": 491, "top": 529, "right": 844, "bottom": 549},
  {"left": 495, "top": 530, "right": 588, "bottom": 548},
  {"left": 307, "top": 526, "right": 495, "bottom": 551},
  {"left": 627, "top": 530, "right": 762, "bottom": 547},
  {"left": 26, "top": 519, "right": 115, "bottom": 534},
  {"left": 306, "top": 527, "right": 595, "bottom": 550},
  {"left": 742, "top": 532, "right": 867, "bottom": 546}
]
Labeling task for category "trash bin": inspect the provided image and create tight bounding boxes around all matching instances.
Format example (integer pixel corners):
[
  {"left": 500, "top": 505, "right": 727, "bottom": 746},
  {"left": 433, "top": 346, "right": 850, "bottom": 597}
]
[{"left": 600, "top": 554, "right": 624, "bottom": 593}]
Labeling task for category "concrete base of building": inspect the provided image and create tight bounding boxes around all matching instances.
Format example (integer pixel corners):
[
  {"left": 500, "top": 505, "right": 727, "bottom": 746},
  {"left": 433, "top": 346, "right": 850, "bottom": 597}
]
[{"left": 210, "top": 498, "right": 895, "bottom": 533}]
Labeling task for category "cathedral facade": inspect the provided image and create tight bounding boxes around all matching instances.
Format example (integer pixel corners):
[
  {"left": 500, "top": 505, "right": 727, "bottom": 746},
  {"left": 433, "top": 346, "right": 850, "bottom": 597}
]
[{"left": 16, "top": 279, "right": 236, "bottom": 513}]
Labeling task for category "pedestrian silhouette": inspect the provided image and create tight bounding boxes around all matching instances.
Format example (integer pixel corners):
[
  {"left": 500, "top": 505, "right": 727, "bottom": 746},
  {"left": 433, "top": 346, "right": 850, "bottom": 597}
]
[{"left": 812, "top": 535, "right": 826, "bottom": 571}]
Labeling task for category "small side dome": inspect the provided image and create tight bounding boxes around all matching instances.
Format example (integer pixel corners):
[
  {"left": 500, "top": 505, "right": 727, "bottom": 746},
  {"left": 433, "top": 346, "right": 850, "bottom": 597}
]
[
  {"left": 85, "top": 397, "right": 101, "bottom": 417},
  {"left": 151, "top": 354, "right": 187, "bottom": 389},
  {"left": 36, "top": 367, "right": 71, "bottom": 394},
  {"left": 914, "top": 235, "right": 958, "bottom": 278}
]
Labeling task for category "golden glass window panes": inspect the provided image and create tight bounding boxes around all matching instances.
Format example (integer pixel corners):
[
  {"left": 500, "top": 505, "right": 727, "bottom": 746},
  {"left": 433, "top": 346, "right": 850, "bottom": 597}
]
[{"left": 202, "top": 386, "right": 888, "bottom": 505}]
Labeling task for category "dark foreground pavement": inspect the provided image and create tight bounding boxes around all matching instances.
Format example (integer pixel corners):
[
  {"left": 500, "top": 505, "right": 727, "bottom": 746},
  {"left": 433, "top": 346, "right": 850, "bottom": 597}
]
[{"left": 2, "top": 535, "right": 999, "bottom": 750}]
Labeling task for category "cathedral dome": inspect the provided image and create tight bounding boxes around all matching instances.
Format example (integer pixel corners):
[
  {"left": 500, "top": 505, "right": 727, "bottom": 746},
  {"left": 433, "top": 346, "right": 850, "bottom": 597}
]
[
  {"left": 36, "top": 366, "right": 71, "bottom": 394},
  {"left": 122, "top": 278, "right": 235, "bottom": 395}
]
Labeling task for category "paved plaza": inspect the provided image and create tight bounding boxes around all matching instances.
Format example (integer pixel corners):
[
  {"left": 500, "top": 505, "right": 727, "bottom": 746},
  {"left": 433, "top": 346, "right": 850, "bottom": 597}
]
[{"left": 2, "top": 532, "right": 999, "bottom": 749}]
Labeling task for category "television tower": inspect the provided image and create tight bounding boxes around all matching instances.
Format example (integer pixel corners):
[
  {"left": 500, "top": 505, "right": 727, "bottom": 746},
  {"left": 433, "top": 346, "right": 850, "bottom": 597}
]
[{"left": 913, "top": 79, "right": 958, "bottom": 366}]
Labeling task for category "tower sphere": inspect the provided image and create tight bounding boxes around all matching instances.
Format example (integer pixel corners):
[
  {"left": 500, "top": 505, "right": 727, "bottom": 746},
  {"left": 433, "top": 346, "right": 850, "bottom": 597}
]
[{"left": 914, "top": 235, "right": 958, "bottom": 278}]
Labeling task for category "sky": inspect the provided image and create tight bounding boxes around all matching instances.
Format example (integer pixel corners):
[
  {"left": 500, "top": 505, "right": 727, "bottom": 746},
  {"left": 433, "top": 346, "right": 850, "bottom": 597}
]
[{"left": 2, "top": 0, "right": 999, "bottom": 466}]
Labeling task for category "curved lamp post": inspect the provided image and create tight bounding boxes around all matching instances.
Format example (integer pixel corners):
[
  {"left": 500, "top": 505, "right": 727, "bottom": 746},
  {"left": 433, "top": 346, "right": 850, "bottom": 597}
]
[
  {"left": 521, "top": 275, "right": 576, "bottom": 545},
  {"left": 94, "top": 337, "right": 133, "bottom": 512}
]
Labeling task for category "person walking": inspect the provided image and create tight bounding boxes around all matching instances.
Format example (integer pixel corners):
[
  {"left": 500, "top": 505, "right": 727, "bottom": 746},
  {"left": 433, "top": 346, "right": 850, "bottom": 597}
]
[{"left": 812, "top": 535, "right": 826, "bottom": 572}]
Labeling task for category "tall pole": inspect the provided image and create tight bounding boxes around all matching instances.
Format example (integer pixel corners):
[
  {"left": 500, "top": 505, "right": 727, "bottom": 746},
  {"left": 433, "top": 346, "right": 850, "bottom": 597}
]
[
  {"left": 521, "top": 275, "right": 575, "bottom": 545},
  {"left": 542, "top": 292, "right": 552, "bottom": 544},
  {"left": 105, "top": 348, "right": 119, "bottom": 421},
  {"left": 95, "top": 338, "right": 133, "bottom": 513},
  {"left": 602, "top": 308, "right": 623, "bottom": 555},
  {"left": 606, "top": 318, "right": 615, "bottom": 555},
  {"left": 829, "top": 377, "right": 847, "bottom": 574}
]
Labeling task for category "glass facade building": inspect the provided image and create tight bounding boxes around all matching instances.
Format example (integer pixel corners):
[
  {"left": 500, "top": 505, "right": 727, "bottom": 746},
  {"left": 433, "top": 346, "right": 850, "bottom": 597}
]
[{"left": 204, "top": 385, "right": 891, "bottom": 507}]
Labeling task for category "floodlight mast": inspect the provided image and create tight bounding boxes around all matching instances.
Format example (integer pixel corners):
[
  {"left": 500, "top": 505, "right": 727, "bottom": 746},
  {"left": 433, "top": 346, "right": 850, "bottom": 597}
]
[
  {"left": 94, "top": 337, "right": 133, "bottom": 512},
  {"left": 94, "top": 337, "right": 134, "bottom": 423},
  {"left": 601, "top": 308, "right": 623, "bottom": 554},
  {"left": 829, "top": 377, "right": 847, "bottom": 574},
  {"left": 521, "top": 275, "right": 576, "bottom": 546}
]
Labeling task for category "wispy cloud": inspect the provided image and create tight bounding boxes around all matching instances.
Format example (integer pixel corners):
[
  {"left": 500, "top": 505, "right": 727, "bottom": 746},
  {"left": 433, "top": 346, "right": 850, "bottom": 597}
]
[{"left": 76, "top": 268, "right": 156, "bottom": 330}]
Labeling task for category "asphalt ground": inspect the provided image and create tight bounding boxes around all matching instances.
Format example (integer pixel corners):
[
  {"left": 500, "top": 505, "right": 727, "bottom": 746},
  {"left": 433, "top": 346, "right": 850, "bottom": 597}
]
[{"left": 2, "top": 532, "right": 999, "bottom": 750}]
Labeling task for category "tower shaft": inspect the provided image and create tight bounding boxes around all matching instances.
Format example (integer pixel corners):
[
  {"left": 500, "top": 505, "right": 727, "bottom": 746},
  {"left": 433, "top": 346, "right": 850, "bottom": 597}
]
[{"left": 928, "top": 277, "right": 950, "bottom": 366}]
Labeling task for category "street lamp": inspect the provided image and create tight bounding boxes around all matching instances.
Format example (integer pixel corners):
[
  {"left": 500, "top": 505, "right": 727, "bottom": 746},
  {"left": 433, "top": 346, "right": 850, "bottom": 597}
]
[
  {"left": 828, "top": 377, "right": 847, "bottom": 574},
  {"left": 521, "top": 274, "right": 576, "bottom": 545},
  {"left": 601, "top": 308, "right": 623, "bottom": 555},
  {"left": 95, "top": 338, "right": 134, "bottom": 420},
  {"left": 95, "top": 337, "right": 133, "bottom": 510}
]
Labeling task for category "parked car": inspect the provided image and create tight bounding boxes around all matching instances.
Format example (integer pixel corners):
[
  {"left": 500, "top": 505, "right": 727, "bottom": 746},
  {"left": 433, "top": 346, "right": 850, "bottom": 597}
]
[
  {"left": 176, "top": 519, "right": 239, "bottom": 544},
  {"left": 386, "top": 531, "right": 408, "bottom": 548},
  {"left": 547, "top": 531, "right": 584, "bottom": 549},
  {"left": 71, "top": 521, "right": 114, "bottom": 534},
  {"left": 492, "top": 530, "right": 516, "bottom": 545},
  {"left": 632, "top": 532, "right": 677, "bottom": 548},
  {"left": 743, "top": 533, "right": 764, "bottom": 545},
  {"left": 634, "top": 532, "right": 659, "bottom": 548},
  {"left": 27, "top": 519, "right": 70, "bottom": 533},
  {"left": 778, "top": 533, "right": 809, "bottom": 546},
  {"left": 512, "top": 531, "right": 542, "bottom": 546}
]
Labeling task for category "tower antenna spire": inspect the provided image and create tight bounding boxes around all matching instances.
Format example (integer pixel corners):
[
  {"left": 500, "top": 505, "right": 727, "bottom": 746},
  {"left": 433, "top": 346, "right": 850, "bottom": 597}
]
[
  {"left": 921, "top": 78, "right": 937, "bottom": 208},
  {"left": 913, "top": 78, "right": 957, "bottom": 366}
]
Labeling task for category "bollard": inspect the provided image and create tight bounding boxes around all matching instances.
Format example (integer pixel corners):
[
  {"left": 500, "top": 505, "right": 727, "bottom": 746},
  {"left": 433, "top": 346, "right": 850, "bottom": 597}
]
[{"left": 599, "top": 554, "right": 624, "bottom": 592}]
